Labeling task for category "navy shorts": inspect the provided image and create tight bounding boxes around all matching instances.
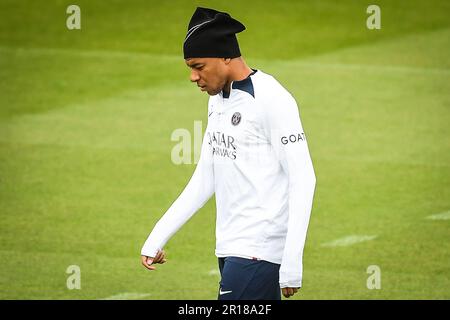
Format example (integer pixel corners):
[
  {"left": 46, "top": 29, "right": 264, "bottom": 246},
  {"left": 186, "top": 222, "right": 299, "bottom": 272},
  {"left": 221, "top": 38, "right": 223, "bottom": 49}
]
[{"left": 217, "top": 256, "right": 281, "bottom": 300}]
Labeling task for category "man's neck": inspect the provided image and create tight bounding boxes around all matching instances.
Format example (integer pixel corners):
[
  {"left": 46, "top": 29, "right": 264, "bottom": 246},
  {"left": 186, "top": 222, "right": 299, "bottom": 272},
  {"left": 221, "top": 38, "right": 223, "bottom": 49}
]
[{"left": 223, "top": 58, "right": 253, "bottom": 94}]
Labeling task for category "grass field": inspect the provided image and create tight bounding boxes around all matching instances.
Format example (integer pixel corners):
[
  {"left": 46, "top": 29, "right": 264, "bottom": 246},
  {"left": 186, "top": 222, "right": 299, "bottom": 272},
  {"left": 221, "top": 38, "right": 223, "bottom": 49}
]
[{"left": 0, "top": 0, "right": 449, "bottom": 299}]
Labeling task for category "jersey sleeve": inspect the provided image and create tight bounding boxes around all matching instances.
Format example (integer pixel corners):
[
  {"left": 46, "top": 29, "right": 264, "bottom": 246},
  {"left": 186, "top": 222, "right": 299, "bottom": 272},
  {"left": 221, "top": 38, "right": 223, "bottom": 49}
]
[
  {"left": 141, "top": 115, "right": 215, "bottom": 258},
  {"left": 263, "top": 91, "right": 317, "bottom": 288}
]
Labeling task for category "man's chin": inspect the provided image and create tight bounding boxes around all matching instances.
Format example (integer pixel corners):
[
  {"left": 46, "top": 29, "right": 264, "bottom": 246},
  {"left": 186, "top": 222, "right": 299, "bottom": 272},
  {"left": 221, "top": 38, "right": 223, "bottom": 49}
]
[{"left": 206, "top": 88, "right": 220, "bottom": 96}]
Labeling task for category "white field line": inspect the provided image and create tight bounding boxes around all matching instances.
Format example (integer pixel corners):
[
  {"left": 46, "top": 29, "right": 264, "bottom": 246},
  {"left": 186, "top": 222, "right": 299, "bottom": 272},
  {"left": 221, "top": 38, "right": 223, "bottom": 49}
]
[
  {"left": 426, "top": 211, "right": 450, "bottom": 220},
  {"left": 208, "top": 269, "right": 220, "bottom": 276},
  {"left": 0, "top": 45, "right": 448, "bottom": 75},
  {"left": 321, "top": 235, "right": 377, "bottom": 247},
  {"left": 98, "top": 292, "right": 151, "bottom": 300},
  {"left": 0, "top": 45, "right": 179, "bottom": 60},
  {"left": 279, "top": 60, "right": 450, "bottom": 76}
]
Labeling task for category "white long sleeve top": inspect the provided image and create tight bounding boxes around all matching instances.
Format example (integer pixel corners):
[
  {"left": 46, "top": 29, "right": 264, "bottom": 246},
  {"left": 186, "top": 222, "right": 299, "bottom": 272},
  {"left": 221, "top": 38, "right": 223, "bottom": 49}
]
[{"left": 141, "top": 69, "right": 316, "bottom": 288}]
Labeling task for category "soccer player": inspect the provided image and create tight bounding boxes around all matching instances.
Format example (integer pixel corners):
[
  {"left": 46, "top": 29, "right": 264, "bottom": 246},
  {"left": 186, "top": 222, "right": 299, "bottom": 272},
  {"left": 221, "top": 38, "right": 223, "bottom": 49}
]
[{"left": 141, "top": 7, "right": 317, "bottom": 300}]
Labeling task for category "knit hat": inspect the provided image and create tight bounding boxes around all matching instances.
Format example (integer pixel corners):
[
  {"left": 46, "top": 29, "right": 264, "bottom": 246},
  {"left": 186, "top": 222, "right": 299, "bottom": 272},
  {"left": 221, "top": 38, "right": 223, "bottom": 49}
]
[{"left": 183, "top": 7, "right": 246, "bottom": 59}]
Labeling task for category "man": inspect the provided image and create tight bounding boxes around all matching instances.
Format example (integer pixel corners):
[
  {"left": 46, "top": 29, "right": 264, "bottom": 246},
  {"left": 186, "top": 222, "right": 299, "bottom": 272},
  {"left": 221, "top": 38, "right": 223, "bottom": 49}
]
[{"left": 141, "top": 7, "right": 316, "bottom": 300}]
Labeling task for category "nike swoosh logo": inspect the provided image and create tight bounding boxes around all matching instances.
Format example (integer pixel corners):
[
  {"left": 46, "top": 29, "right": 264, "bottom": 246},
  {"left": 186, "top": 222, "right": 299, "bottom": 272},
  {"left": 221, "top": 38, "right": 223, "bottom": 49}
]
[
  {"left": 208, "top": 112, "right": 213, "bottom": 117},
  {"left": 219, "top": 289, "right": 233, "bottom": 295}
]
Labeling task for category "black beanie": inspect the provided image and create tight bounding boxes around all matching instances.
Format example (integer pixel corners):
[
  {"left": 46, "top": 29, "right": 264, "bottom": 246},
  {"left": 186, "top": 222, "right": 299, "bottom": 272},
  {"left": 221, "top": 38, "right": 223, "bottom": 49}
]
[{"left": 183, "top": 7, "right": 246, "bottom": 59}]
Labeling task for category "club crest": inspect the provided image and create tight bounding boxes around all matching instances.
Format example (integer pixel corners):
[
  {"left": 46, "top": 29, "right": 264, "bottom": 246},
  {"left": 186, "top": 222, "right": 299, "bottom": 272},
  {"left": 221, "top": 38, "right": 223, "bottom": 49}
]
[{"left": 231, "top": 112, "right": 241, "bottom": 126}]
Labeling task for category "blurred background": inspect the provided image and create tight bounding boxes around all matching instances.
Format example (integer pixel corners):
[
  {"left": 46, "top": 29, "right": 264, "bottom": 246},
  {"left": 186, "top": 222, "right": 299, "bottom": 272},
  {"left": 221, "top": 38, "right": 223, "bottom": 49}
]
[{"left": 0, "top": 0, "right": 449, "bottom": 299}]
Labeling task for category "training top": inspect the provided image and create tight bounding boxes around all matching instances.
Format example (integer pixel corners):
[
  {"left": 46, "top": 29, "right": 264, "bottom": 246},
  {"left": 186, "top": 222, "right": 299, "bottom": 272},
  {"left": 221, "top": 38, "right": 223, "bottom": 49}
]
[{"left": 141, "top": 69, "right": 317, "bottom": 288}]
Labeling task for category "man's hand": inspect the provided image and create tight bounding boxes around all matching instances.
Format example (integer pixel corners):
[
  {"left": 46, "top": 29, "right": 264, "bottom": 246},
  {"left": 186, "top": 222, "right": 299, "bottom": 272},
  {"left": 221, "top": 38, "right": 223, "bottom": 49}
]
[
  {"left": 141, "top": 250, "right": 167, "bottom": 271},
  {"left": 281, "top": 287, "right": 299, "bottom": 298}
]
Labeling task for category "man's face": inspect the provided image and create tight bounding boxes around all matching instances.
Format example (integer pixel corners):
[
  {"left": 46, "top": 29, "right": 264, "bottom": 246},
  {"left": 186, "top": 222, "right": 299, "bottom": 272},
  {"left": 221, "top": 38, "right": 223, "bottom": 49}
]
[{"left": 185, "top": 58, "right": 229, "bottom": 96}]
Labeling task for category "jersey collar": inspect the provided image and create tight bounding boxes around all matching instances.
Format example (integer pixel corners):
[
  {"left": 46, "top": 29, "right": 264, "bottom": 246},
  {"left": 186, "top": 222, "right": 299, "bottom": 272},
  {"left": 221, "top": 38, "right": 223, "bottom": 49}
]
[{"left": 221, "top": 69, "right": 257, "bottom": 99}]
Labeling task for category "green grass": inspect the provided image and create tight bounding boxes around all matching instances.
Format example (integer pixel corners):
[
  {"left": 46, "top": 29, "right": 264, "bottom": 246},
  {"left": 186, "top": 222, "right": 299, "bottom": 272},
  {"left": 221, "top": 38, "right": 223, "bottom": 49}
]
[{"left": 0, "top": 0, "right": 449, "bottom": 299}]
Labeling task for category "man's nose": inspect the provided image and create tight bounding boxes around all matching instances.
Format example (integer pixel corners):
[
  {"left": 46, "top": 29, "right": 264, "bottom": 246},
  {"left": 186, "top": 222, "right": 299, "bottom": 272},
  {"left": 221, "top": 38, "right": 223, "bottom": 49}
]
[{"left": 190, "top": 70, "right": 200, "bottom": 82}]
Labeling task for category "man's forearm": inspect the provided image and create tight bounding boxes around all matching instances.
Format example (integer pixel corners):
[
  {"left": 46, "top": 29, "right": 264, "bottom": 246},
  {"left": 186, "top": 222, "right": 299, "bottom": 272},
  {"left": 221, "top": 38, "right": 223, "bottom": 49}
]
[
  {"left": 279, "top": 169, "right": 316, "bottom": 287},
  {"left": 141, "top": 131, "right": 215, "bottom": 257}
]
